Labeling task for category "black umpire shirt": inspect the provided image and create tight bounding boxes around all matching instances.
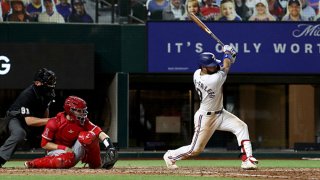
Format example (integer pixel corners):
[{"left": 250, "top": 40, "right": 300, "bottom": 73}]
[{"left": 8, "top": 84, "right": 52, "bottom": 129}]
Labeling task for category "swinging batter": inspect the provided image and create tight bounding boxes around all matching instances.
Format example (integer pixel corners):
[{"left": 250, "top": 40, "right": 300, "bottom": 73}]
[{"left": 163, "top": 45, "right": 258, "bottom": 170}]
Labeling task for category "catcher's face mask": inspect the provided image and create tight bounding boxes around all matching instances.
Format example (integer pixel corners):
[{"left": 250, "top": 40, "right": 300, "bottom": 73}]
[
  {"left": 70, "top": 107, "right": 88, "bottom": 125},
  {"left": 34, "top": 68, "right": 56, "bottom": 99},
  {"left": 64, "top": 96, "right": 88, "bottom": 125}
]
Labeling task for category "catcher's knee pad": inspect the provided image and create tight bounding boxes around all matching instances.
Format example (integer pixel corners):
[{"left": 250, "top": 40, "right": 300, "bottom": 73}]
[{"left": 78, "top": 131, "right": 97, "bottom": 146}]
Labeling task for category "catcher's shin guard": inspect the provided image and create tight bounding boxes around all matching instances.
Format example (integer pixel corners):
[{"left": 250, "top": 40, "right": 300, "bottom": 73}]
[
  {"left": 78, "top": 131, "right": 102, "bottom": 168},
  {"left": 26, "top": 152, "right": 76, "bottom": 168}
]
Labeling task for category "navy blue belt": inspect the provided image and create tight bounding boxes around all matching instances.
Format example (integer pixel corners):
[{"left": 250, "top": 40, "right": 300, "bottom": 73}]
[{"left": 206, "top": 110, "right": 222, "bottom": 115}]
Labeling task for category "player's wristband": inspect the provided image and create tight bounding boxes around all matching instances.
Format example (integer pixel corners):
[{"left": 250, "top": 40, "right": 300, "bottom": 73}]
[
  {"left": 57, "top": 145, "right": 67, "bottom": 150},
  {"left": 103, "top": 138, "right": 110, "bottom": 148},
  {"left": 223, "top": 53, "right": 233, "bottom": 60}
]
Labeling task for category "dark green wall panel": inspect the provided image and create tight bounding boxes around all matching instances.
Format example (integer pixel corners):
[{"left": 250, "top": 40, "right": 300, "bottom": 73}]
[
  {"left": 0, "top": 23, "right": 146, "bottom": 73},
  {"left": 120, "top": 25, "right": 147, "bottom": 73}
]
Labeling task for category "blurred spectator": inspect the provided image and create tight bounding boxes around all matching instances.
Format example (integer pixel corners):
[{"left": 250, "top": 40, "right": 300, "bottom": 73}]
[
  {"left": 282, "top": 0, "right": 307, "bottom": 21},
  {"left": 1, "top": 0, "right": 11, "bottom": 21},
  {"left": 185, "top": 0, "right": 216, "bottom": 20},
  {"left": 200, "top": 0, "right": 221, "bottom": 20},
  {"left": 38, "top": 0, "right": 65, "bottom": 23},
  {"left": 0, "top": 1, "right": 2, "bottom": 22},
  {"left": 56, "top": 0, "right": 72, "bottom": 21},
  {"left": 245, "top": 0, "right": 255, "bottom": 15},
  {"left": 308, "top": 0, "right": 318, "bottom": 12},
  {"left": 162, "top": 0, "right": 186, "bottom": 20},
  {"left": 234, "top": 0, "right": 252, "bottom": 20},
  {"left": 315, "top": 0, "right": 320, "bottom": 21},
  {"left": 185, "top": 0, "right": 206, "bottom": 20},
  {"left": 267, "top": 0, "right": 285, "bottom": 20},
  {"left": 68, "top": 0, "right": 93, "bottom": 23},
  {"left": 315, "top": 13, "right": 320, "bottom": 21},
  {"left": 147, "top": 0, "right": 169, "bottom": 12},
  {"left": 7, "top": 0, "right": 34, "bottom": 22},
  {"left": 130, "top": 0, "right": 147, "bottom": 23},
  {"left": 218, "top": 0, "right": 242, "bottom": 20},
  {"left": 26, "top": 0, "right": 43, "bottom": 19},
  {"left": 300, "top": 0, "right": 315, "bottom": 20},
  {"left": 249, "top": 0, "right": 276, "bottom": 20},
  {"left": 146, "top": 0, "right": 169, "bottom": 20}
]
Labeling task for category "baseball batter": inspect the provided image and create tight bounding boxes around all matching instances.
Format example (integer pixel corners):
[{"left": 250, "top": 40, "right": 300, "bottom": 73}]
[
  {"left": 24, "top": 96, "right": 118, "bottom": 169},
  {"left": 163, "top": 45, "right": 258, "bottom": 170}
]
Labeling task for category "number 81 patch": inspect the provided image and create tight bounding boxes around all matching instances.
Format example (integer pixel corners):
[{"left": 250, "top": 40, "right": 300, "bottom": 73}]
[{"left": 20, "top": 107, "right": 30, "bottom": 115}]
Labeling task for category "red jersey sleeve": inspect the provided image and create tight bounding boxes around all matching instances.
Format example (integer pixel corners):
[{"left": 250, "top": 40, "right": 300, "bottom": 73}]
[
  {"left": 42, "top": 118, "right": 58, "bottom": 141},
  {"left": 84, "top": 119, "right": 102, "bottom": 136}
]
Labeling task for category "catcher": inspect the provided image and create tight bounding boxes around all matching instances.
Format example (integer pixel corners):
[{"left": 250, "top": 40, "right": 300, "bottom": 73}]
[{"left": 24, "top": 96, "right": 118, "bottom": 169}]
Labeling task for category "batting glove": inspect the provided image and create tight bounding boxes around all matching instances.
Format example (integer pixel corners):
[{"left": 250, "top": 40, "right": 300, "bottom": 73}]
[
  {"left": 223, "top": 45, "right": 237, "bottom": 63},
  {"left": 223, "top": 45, "right": 232, "bottom": 53}
]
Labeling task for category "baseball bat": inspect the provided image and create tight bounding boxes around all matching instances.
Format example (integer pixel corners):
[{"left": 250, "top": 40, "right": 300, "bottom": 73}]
[{"left": 189, "top": 13, "right": 225, "bottom": 47}]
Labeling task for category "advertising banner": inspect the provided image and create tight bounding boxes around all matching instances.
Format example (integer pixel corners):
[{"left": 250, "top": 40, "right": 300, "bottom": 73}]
[
  {"left": 148, "top": 22, "right": 320, "bottom": 74},
  {"left": 0, "top": 43, "right": 94, "bottom": 89}
]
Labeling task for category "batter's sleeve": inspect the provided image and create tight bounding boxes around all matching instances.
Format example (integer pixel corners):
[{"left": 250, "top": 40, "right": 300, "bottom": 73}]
[{"left": 216, "top": 71, "right": 227, "bottom": 87}]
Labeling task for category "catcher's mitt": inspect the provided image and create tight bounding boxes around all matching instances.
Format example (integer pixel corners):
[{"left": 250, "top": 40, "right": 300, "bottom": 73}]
[{"left": 102, "top": 147, "right": 118, "bottom": 169}]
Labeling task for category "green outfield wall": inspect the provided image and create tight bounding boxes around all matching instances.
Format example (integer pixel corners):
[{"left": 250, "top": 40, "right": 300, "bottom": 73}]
[{"left": 0, "top": 23, "right": 146, "bottom": 73}]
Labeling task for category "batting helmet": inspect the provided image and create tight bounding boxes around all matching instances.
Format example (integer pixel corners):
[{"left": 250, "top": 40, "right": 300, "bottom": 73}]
[
  {"left": 199, "top": 52, "right": 221, "bottom": 67},
  {"left": 64, "top": 96, "right": 88, "bottom": 125}
]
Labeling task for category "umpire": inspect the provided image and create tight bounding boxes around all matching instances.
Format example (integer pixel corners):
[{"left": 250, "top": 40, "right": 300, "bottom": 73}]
[{"left": 0, "top": 68, "right": 56, "bottom": 167}]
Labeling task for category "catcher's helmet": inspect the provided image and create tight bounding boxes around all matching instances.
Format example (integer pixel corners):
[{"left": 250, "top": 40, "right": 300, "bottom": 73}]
[
  {"left": 34, "top": 68, "right": 56, "bottom": 88},
  {"left": 64, "top": 96, "right": 88, "bottom": 125},
  {"left": 199, "top": 52, "right": 221, "bottom": 67}
]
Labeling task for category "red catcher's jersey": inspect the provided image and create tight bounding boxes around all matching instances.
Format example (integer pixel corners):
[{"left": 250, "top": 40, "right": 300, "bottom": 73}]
[{"left": 42, "top": 112, "right": 102, "bottom": 147}]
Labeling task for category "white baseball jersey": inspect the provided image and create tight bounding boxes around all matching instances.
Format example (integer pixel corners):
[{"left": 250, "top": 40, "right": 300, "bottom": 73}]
[
  {"left": 165, "top": 68, "right": 254, "bottom": 164},
  {"left": 193, "top": 69, "right": 226, "bottom": 112}
]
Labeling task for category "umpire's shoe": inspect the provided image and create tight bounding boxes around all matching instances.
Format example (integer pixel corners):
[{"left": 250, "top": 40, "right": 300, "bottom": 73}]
[
  {"left": 241, "top": 156, "right": 258, "bottom": 170},
  {"left": 163, "top": 151, "right": 178, "bottom": 169},
  {"left": 0, "top": 156, "right": 6, "bottom": 168}
]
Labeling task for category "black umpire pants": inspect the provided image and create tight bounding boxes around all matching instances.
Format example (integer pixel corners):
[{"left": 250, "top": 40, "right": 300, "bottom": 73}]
[{"left": 0, "top": 117, "right": 26, "bottom": 162}]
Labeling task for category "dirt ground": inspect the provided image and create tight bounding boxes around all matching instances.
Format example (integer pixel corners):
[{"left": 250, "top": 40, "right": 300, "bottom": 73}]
[{"left": 0, "top": 167, "right": 319, "bottom": 179}]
